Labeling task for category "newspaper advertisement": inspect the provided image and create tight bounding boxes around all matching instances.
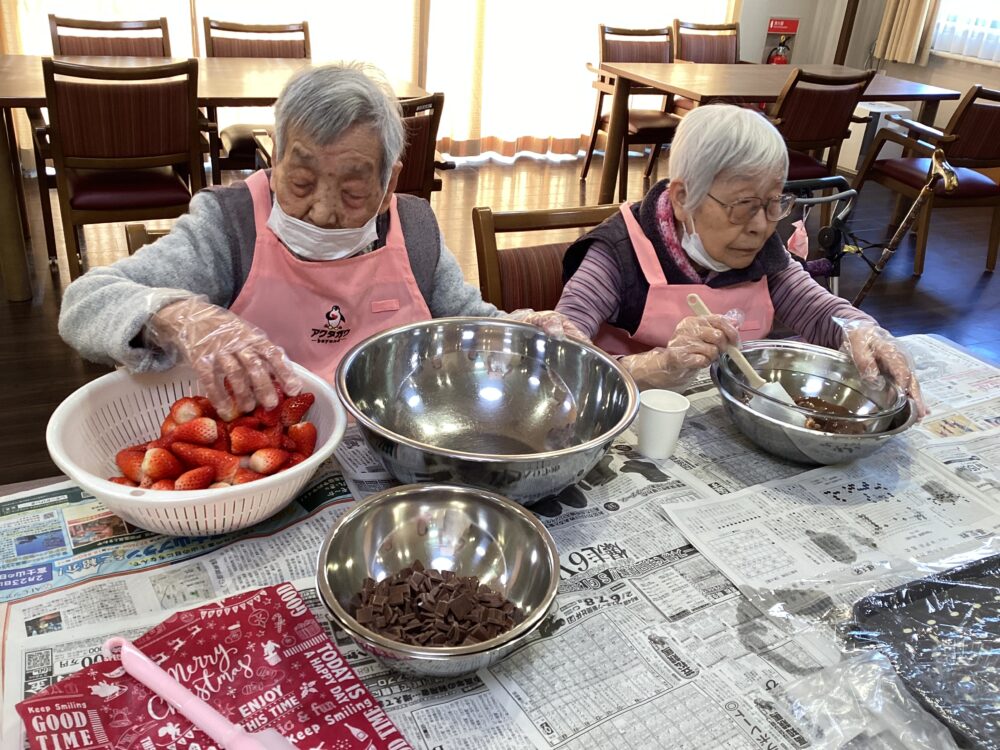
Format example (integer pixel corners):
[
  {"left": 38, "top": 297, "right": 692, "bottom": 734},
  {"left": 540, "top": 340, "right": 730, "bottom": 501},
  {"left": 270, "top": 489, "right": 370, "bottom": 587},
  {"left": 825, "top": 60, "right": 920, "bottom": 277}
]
[
  {"left": 903, "top": 333, "right": 1000, "bottom": 411},
  {"left": 0, "top": 460, "right": 350, "bottom": 603}
]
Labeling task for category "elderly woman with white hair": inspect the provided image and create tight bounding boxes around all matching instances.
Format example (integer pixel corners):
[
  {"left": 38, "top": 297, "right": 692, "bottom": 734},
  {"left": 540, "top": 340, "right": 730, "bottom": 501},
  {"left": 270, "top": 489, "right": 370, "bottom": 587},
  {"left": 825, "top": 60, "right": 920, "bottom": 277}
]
[
  {"left": 557, "top": 104, "right": 925, "bottom": 415},
  {"left": 59, "top": 63, "right": 571, "bottom": 420}
]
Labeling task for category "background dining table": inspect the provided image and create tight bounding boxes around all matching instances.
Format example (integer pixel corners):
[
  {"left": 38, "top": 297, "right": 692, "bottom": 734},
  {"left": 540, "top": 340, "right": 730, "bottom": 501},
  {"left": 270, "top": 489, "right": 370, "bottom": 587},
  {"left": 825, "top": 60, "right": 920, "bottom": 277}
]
[
  {"left": 0, "top": 54, "right": 427, "bottom": 302},
  {"left": 596, "top": 62, "right": 963, "bottom": 204}
]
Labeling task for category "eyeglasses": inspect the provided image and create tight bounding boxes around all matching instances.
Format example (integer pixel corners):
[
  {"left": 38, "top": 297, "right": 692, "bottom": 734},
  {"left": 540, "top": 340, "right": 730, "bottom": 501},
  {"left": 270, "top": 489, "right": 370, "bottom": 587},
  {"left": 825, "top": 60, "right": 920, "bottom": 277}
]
[{"left": 707, "top": 192, "right": 796, "bottom": 224}]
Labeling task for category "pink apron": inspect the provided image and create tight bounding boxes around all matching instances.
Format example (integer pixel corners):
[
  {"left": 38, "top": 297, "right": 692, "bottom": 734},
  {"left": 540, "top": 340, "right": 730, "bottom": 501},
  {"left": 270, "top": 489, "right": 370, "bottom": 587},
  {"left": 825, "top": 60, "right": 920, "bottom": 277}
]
[
  {"left": 230, "top": 170, "right": 432, "bottom": 382},
  {"left": 594, "top": 203, "right": 774, "bottom": 356}
]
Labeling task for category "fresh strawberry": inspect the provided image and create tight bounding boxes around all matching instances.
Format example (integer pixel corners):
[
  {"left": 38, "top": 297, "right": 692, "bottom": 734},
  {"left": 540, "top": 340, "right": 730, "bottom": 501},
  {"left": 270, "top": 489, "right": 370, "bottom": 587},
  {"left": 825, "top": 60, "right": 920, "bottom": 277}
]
[
  {"left": 115, "top": 449, "right": 145, "bottom": 483},
  {"left": 193, "top": 396, "right": 218, "bottom": 419},
  {"left": 150, "top": 479, "right": 175, "bottom": 491},
  {"left": 280, "top": 393, "right": 315, "bottom": 426},
  {"left": 170, "top": 443, "right": 240, "bottom": 483},
  {"left": 139, "top": 476, "right": 154, "bottom": 489},
  {"left": 230, "top": 426, "right": 274, "bottom": 455},
  {"left": 282, "top": 435, "right": 298, "bottom": 451},
  {"left": 249, "top": 448, "right": 289, "bottom": 475},
  {"left": 285, "top": 452, "right": 307, "bottom": 468},
  {"left": 169, "top": 397, "right": 203, "bottom": 424},
  {"left": 174, "top": 465, "right": 216, "bottom": 491},
  {"left": 141, "top": 447, "right": 184, "bottom": 481},
  {"left": 253, "top": 400, "right": 283, "bottom": 427},
  {"left": 107, "top": 476, "right": 137, "bottom": 487},
  {"left": 229, "top": 415, "right": 263, "bottom": 430},
  {"left": 167, "top": 417, "right": 218, "bottom": 446},
  {"left": 209, "top": 482, "right": 232, "bottom": 488},
  {"left": 232, "top": 467, "right": 265, "bottom": 485},
  {"left": 212, "top": 420, "right": 230, "bottom": 452},
  {"left": 160, "top": 416, "right": 178, "bottom": 438},
  {"left": 287, "top": 421, "right": 317, "bottom": 456}
]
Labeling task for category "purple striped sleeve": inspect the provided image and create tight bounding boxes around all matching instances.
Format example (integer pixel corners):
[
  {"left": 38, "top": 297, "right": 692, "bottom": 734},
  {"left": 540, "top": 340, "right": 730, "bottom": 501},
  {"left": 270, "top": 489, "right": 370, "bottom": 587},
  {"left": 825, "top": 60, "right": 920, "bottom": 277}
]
[
  {"left": 768, "top": 253, "right": 876, "bottom": 348},
  {"left": 555, "top": 243, "right": 623, "bottom": 339}
]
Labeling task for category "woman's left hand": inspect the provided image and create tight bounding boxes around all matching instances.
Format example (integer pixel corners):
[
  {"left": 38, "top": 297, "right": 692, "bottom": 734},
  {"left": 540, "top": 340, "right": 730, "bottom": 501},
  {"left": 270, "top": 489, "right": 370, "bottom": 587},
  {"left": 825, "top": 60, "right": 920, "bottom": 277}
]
[
  {"left": 836, "top": 319, "right": 928, "bottom": 419},
  {"left": 506, "top": 309, "right": 591, "bottom": 342}
]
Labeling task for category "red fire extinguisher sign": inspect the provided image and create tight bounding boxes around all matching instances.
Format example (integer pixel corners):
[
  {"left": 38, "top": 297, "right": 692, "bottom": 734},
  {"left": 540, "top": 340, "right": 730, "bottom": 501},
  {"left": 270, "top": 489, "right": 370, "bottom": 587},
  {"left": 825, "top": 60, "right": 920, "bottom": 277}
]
[{"left": 767, "top": 18, "right": 799, "bottom": 34}]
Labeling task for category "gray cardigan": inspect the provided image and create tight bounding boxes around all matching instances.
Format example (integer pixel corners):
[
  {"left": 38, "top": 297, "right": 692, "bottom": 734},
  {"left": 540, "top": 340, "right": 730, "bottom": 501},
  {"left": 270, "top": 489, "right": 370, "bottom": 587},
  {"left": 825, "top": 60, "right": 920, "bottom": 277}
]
[{"left": 59, "top": 178, "right": 498, "bottom": 372}]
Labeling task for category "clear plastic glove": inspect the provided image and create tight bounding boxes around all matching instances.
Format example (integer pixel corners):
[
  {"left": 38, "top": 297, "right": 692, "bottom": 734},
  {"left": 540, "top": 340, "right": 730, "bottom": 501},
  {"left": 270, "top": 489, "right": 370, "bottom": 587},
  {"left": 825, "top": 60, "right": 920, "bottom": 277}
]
[
  {"left": 621, "top": 314, "right": 739, "bottom": 390},
  {"left": 505, "top": 309, "right": 591, "bottom": 342},
  {"left": 835, "top": 317, "right": 928, "bottom": 419},
  {"left": 145, "top": 296, "right": 303, "bottom": 420}
]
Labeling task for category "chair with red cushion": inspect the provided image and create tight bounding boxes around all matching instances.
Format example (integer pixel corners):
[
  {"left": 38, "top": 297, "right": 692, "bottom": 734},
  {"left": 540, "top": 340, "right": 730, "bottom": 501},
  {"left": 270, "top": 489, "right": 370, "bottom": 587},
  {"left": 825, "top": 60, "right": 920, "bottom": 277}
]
[
  {"left": 30, "top": 15, "right": 172, "bottom": 270},
  {"left": 580, "top": 24, "right": 680, "bottom": 201},
  {"left": 472, "top": 205, "right": 618, "bottom": 311},
  {"left": 42, "top": 58, "right": 204, "bottom": 278},
  {"left": 202, "top": 18, "right": 310, "bottom": 185},
  {"left": 854, "top": 85, "right": 1000, "bottom": 275}
]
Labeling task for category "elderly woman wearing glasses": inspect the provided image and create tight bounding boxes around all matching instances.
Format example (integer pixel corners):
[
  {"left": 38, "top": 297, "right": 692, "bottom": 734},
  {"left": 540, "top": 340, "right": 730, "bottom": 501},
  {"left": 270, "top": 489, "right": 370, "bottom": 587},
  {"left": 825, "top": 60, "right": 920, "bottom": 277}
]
[{"left": 557, "top": 104, "right": 925, "bottom": 415}]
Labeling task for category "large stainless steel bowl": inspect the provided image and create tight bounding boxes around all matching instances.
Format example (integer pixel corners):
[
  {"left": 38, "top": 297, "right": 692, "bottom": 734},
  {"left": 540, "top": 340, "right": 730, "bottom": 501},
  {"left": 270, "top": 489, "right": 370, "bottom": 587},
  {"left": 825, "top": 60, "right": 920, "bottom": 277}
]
[
  {"left": 316, "top": 483, "right": 559, "bottom": 677},
  {"left": 336, "top": 317, "right": 639, "bottom": 505},
  {"left": 712, "top": 340, "right": 917, "bottom": 465}
]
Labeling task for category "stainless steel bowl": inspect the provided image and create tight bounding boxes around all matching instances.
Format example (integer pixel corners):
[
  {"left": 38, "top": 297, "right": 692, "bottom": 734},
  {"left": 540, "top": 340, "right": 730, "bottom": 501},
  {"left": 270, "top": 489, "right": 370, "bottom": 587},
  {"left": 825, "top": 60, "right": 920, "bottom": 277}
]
[
  {"left": 336, "top": 317, "right": 639, "bottom": 505},
  {"left": 718, "top": 340, "right": 908, "bottom": 433},
  {"left": 711, "top": 340, "right": 917, "bottom": 465},
  {"left": 316, "top": 483, "right": 559, "bottom": 677}
]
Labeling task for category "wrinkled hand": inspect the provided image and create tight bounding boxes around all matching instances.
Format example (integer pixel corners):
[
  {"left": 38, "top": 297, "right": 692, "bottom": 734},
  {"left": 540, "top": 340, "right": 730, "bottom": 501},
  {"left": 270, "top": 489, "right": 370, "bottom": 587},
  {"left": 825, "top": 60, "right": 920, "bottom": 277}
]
[
  {"left": 621, "top": 314, "right": 739, "bottom": 390},
  {"left": 836, "top": 318, "right": 928, "bottom": 419},
  {"left": 146, "top": 297, "right": 303, "bottom": 420},
  {"left": 506, "top": 309, "right": 591, "bottom": 342}
]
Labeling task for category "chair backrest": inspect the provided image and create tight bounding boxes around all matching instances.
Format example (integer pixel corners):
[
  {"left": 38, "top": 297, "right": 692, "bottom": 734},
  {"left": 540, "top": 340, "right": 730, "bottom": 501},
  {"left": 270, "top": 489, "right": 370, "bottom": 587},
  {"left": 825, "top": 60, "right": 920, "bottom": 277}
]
[
  {"left": 942, "top": 85, "right": 1000, "bottom": 167},
  {"left": 472, "top": 205, "right": 619, "bottom": 311},
  {"left": 49, "top": 15, "right": 171, "bottom": 56},
  {"left": 599, "top": 25, "right": 673, "bottom": 64},
  {"left": 203, "top": 18, "right": 310, "bottom": 58},
  {"left": 43, "top": 58, "right": 204, "bottom": 191},
  {"left": 396, "top": 93, "right": 445, "bottom": 200},
  {"left": 771, "top": 68, "right": 876, "bottom": 150},
  {"left": 672, "top": 20, "right": 739, "bottom": 63}
]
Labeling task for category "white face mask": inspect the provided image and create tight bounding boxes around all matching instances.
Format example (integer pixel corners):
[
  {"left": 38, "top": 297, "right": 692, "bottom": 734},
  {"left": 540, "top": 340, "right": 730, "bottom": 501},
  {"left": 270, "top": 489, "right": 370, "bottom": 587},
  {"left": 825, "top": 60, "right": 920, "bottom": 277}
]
[
  {"left": 681, "top": 218, "right": 732, "bottom": 273},
  {"left": 267, "top": 195, "right": 382, "bottom": 261}
]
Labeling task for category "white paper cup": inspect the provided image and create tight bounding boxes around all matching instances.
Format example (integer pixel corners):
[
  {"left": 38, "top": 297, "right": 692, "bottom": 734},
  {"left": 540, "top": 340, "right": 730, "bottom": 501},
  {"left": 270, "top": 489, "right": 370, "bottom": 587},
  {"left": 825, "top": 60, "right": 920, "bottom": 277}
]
[{"left": 636, "top": 389, "right": 690, "bottom": 460}]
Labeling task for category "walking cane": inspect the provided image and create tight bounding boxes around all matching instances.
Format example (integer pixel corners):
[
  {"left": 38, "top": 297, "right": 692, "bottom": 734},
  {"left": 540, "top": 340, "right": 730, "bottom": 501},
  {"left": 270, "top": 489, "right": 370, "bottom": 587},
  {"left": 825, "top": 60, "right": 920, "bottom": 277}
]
[{"left": 852, "top": 149, "right": 958, "bottom": 307}]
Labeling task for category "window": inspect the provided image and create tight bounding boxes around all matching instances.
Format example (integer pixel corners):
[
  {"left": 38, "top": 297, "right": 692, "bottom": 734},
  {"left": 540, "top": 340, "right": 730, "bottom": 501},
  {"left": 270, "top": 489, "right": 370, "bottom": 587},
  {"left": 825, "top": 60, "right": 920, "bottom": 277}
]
[{"left": 932, "top": 0, "right": 1000, "bottom": 64}]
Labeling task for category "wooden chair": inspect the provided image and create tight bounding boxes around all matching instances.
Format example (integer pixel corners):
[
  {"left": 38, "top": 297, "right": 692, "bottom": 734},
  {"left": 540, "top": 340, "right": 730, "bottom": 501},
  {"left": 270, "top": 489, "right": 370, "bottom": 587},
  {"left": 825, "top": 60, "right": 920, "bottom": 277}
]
[
  {"left": 203, "top": 18, "right": 310, "bottom": 185},
  {"left": 396, "top": 93, "right": 451, "bottom": 201},
  {"left": 854, "top": 85, "right": 1000, "bottom": 275},
  {"left": 30, "top": 15, "right": 172, "bottom": 270},
  {"left": 671, "top": 21, "right": 741, "bottom": 114},
  {"left": 580, "top": 25, "right": 680, "bottom": 202},
  {"left": 42, "top": 58, "right": 204, "bottom": 278},
  {"left": 124, "top": 224, "right": 169, "bottom": 254},
  {"left": 472, "top": 204, "right": 618, "bottom": 311},
  {"left": 771, "top": 68, "right": 875, "bottom": 226}
]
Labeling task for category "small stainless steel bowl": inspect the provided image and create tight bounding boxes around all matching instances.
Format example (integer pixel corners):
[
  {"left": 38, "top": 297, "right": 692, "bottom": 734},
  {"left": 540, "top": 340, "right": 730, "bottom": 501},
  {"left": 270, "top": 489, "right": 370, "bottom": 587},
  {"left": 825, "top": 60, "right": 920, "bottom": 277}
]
[
  {"left": 316, "top": 483, "right": 559, "bottom": 678},
  {"left": 711, "top": 341, "right": 917, "bottom": 465},
  {"left": 718, "top": 340, "right": 908, "bottom": 434},
  {"left": 336, "top": 317, "right": 639, "bottom": 505}
]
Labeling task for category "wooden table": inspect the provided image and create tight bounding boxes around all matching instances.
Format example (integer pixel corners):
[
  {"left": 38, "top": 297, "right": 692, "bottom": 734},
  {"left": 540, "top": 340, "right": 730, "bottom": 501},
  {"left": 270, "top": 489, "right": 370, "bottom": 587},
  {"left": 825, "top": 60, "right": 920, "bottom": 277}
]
[
  {"left": 0, "top": 55, "right": 427, "bottom": 302},
  {"left": 596, "top": 62, "right": 962, "bottom": 204}
]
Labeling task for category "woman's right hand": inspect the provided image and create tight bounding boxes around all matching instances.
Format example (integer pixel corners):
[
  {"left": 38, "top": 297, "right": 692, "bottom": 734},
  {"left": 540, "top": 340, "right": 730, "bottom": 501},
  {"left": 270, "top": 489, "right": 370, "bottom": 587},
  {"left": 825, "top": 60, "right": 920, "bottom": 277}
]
[
  {"left": 145, "top": 297, "right": 303, "bottom": 420},
  {"left": 621, "top": 314, "right": 739, "bottom": 390}
]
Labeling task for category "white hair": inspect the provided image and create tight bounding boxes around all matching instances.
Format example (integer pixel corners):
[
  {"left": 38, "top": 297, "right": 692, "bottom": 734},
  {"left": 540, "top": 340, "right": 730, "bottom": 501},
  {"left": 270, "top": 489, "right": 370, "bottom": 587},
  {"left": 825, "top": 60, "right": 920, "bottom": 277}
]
[
  {"left": 273, "top": 62, "right": 404, "bottom": 187},
  {"left": 669, "top": 104, "right": 789, "bottom": 212}
]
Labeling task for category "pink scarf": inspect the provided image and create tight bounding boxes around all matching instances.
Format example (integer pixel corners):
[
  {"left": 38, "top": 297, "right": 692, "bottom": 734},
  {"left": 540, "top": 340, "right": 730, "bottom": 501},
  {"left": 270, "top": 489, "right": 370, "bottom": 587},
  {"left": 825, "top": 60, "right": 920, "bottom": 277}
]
[{"left": 654, "top": 189, "right": 706, "bottom": 283}]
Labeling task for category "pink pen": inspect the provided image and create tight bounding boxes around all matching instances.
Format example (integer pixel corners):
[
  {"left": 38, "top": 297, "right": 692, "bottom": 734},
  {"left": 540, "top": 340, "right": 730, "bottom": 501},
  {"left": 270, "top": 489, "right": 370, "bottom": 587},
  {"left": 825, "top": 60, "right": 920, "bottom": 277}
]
[{"left": 103, "top": 637, "right": 295, "bottom": 750}]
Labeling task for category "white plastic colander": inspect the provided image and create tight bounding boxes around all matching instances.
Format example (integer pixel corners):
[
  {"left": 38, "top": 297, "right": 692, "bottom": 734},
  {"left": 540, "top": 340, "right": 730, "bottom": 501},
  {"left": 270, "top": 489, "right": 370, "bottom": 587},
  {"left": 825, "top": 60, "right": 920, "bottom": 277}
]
[{"left": 45, "top": 364, "right": 346, "bottom": 537}]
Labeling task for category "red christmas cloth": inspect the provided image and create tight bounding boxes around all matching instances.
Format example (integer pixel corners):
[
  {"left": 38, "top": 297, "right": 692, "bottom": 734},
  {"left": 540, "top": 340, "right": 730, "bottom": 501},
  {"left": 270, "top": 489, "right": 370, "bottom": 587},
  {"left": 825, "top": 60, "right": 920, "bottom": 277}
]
[{"left": 16, "top": 584, "right": 412, "bottom": 750}]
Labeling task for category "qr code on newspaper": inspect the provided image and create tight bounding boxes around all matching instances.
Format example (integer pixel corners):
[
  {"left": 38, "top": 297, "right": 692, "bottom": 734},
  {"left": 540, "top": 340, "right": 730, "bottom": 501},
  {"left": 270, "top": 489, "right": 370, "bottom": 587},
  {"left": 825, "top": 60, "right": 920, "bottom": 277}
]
[{"left": 23, "top": 649, "right": 52, "bottom": 674}]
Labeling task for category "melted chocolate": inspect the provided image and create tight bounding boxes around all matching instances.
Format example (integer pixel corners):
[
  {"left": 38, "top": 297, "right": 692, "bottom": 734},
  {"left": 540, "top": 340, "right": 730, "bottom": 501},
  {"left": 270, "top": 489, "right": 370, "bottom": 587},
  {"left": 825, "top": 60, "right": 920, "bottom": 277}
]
[{"left": 794, "top": 396, "right": 867, "bottom": 435}]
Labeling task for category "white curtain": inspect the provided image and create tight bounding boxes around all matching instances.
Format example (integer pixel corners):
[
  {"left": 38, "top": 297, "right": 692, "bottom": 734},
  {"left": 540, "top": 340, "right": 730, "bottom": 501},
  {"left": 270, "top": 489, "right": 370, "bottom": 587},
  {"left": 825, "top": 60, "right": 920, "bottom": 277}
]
[{"left": 932, "top": 0, "right": 1000, "bottom": 63}]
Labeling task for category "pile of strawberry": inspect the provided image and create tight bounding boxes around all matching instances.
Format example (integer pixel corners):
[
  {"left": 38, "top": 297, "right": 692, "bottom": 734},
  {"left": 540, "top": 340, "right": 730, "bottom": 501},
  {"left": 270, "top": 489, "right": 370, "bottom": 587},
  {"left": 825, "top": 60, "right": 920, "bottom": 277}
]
[{"left": 109, "top": 390, "right": 317, "bottom": 491}]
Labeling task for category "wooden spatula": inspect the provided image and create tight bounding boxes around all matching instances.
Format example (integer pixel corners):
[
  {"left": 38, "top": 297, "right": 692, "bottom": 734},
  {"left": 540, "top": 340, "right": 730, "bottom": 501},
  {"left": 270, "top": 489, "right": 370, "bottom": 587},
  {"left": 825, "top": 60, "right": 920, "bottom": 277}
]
[{"left": 686, "top": 293, "right": 806, "bottom": 427}]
